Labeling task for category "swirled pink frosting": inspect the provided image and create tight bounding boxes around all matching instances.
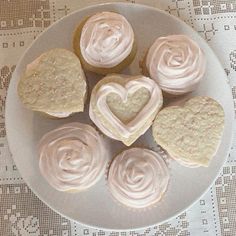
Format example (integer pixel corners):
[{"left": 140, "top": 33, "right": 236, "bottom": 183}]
[
  {"left": 80, "top": 12, "right": 134, "bottom": 68},
  {"left": 146, "top": 35, "right": 206, "bottom": 95},
  {"left": 38, "top": 122, "right": 108, "bottom": 192},
  {"left": 108, "top": 148, "right": 169, "bottom": 208}
]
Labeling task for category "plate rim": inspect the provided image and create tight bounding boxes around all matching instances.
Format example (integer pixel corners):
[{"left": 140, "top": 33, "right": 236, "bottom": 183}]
[{"left": 5, "top": 2, "right": 235, "bottom": 231}]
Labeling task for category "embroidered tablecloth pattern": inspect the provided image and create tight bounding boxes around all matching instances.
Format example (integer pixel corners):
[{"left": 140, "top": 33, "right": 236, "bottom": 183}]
[{"left": 1, "top": 1, "right": 236, "bottom": 235}]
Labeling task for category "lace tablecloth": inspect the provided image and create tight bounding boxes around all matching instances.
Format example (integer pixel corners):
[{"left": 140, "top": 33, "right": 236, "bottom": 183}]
[{"left": 1, "top": 1, "right": 236, "bottom": 235}]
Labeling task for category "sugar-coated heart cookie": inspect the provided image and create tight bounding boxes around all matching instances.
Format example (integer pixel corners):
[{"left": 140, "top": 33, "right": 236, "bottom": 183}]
[
  {"left": 90, "top": 74, "right": 163, "bottom": 146},
  {"left": 18, "top": 48, "right": 87, "bottom": 118},
  {"left": 152, "top": 96, "right": 224, "bottom": 167}
]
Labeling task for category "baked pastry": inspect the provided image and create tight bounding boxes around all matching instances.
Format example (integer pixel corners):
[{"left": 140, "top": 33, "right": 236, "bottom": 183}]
[
  {"left": 18, "top": 48, "right": 87, "bottom": 118},
  {"left": 152, "top": 96, "right": 225, "bottom": 167},
  {"left": 73, "top": 11, "right": 136, "bottom": 75},
  {"left": 108, "top": 148, "right": 169, "bottom": 209},
  {"left": 145, "top": 35, "right": 206, "bottom": 95},
  {"left": 89, "top": 74, "right": 163, "bottom": 146},
  {"left": 38, "top": 122, "right": 108, "bottom": 192}
]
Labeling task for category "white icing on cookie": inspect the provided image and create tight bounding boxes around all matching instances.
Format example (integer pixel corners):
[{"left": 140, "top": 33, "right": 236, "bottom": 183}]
[{"left": 89, "top": 75, "right": 163, "bottom": 141}]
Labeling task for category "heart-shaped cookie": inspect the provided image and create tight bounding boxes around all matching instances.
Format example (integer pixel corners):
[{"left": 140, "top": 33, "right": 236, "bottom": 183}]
[
  {"left": 90, "top": 74, "right": 163, "bottom": 146},
  {"left": 18, "top": 48, "right": 87, "bottom": 118},
  {"left": 152, "top": 96, "right": 225, "bottom": 167}
]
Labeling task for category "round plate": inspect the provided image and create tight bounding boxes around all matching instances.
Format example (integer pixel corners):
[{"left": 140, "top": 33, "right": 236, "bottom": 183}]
[{"left": 5, "top": 2, "right": 234, "bottom": 230}]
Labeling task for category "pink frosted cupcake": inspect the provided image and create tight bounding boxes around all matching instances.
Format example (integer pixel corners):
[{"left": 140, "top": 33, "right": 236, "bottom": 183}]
[
  {"left": 145, "top": 35, "right": 206, "bottom": 96},
  {"left": 38, "top": 122, "right": 108, "bottom": 192},
  {"left": 107, "top": 148, "right": 169, "bottom": 209},
  {"left": 73, "top": 11, "right": 136, "bottom": 75}
]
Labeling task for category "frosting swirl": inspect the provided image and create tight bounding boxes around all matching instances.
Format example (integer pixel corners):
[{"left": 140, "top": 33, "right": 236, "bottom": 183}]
[
  {"left": 80, "top": 12, "right": 134, "bottom": 68},
  {"left": 146, "top": 35, "right": 206, "bottom": 95},
  {"left": 38, "top": 122, "right": 107, "bottom": 192},
  {"left": 108, "top": 148, "right": 169, "bottom": 208}
]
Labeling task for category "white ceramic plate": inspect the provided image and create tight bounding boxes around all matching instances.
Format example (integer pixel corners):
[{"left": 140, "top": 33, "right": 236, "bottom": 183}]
[{"left": 5, "top": 2, "right": 234, "bottom": 231}]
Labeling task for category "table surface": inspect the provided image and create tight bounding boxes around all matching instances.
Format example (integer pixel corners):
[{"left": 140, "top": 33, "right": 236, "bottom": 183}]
[{"left": 0, "top": 1, "right": 236, "bottom": 236}]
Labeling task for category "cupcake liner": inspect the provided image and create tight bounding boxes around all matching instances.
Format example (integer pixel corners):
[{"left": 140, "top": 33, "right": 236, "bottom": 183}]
[{"left": 149, "top": 143, "right": 172, "bottom": 167}]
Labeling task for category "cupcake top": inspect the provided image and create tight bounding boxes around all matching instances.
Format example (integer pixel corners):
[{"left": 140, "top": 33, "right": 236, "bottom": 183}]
[
  {"left": 80, "top": 11, "right": 134, "bottom": 68},
  {"left": 38, "top": 122, "right": 108, "bottom": 192},
  {"left": 108, "top": 148, "right": 169, "bottom": 208},
  {"left": 146, "top": 35, "right": 206, "bottom": 95}
]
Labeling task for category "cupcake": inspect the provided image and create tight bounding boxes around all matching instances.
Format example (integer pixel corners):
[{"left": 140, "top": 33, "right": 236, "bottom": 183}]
[
  {"left": 73, "top": 12, "right": 136, "bottom": 75},
  {"left": 89, "top": 74, "right": 163, "bottom": 146},
  {"left": 152, "top": 96, "right": 225, "bottom": 167},
  {"left": 38, "top": 122, "right": 108, "bottom": 192},
  {"left": 108, "top": 148, "right": 170, "bottom": 209},
  {"left": 18, "top": 48, "right": 87, "bottom": 118},
  {"left": 144, "top": 35, "right": 206, "bottom": 96}
]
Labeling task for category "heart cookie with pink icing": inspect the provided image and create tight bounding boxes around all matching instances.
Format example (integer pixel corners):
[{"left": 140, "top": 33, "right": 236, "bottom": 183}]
[{"left": 89, "top": 74, "right": 163, "bottom": 146}]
